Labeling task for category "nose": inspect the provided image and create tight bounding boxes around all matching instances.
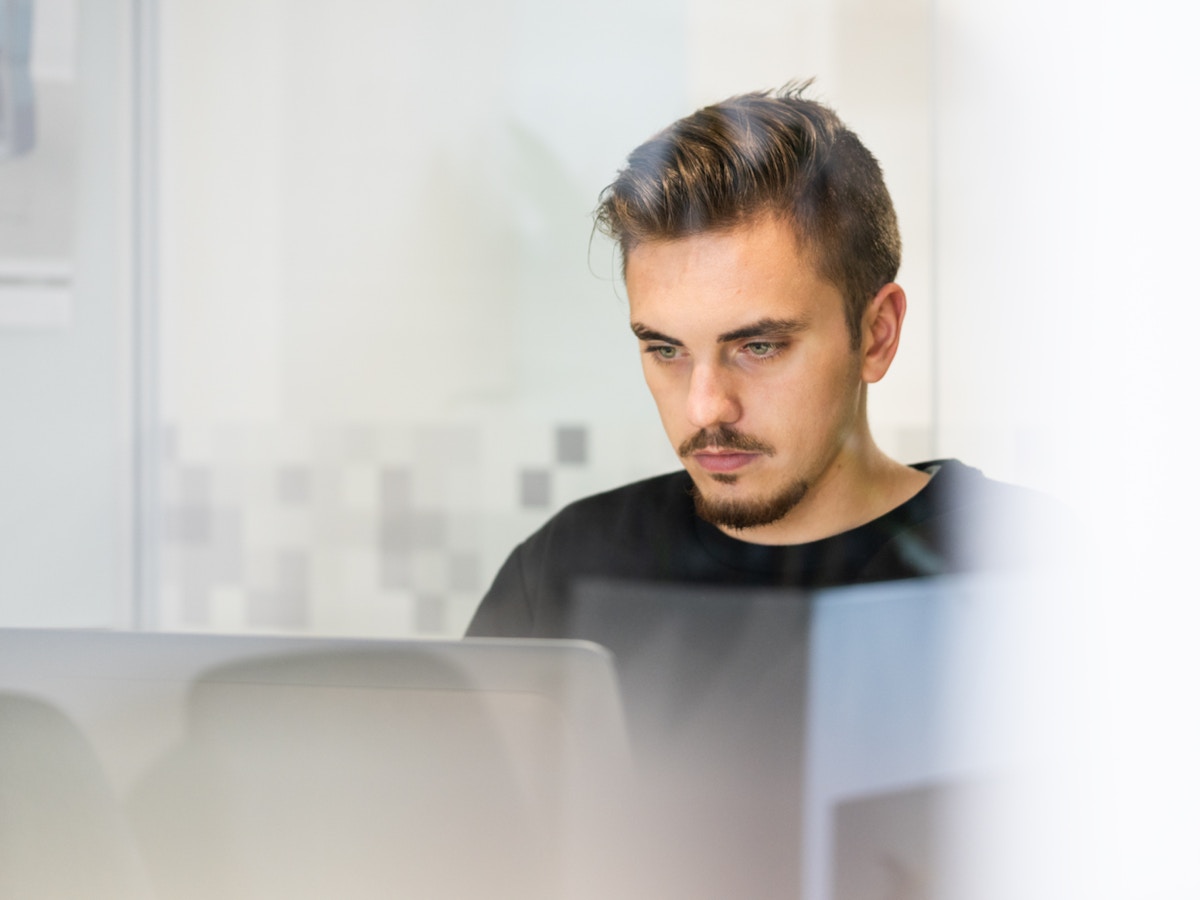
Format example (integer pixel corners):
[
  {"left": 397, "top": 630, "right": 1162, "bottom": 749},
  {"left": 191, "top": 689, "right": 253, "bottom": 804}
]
[{"left": 686, "top": 363, "right": 741, "bottom": 430}]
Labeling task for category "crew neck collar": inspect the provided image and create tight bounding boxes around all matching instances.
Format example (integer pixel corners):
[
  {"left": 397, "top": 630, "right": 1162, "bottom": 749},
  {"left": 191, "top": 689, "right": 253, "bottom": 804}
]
[{"left": 690, "top": 460, "right": 966, "bottom": 577}]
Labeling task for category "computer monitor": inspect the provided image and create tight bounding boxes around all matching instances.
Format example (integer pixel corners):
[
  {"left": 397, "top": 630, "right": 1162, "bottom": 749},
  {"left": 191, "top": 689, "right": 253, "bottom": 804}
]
[
  {"left": 0, "top": 630, "right": 628, "bottom": 900},
  {"left": 561, "top": 573, "right": 1044, "bottom": 900}
]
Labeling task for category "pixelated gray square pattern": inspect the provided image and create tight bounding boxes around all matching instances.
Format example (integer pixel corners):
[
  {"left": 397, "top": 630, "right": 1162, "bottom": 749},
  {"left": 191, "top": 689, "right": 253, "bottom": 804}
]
[
  {"left": 158, "top": 421, "right": 611, "bottom": 633},
  {"left": 519, "top": 469, "right": 551, "bottom": 508},
  {"left": 555, "top": 425, "right": 588, "bottom": 464}
]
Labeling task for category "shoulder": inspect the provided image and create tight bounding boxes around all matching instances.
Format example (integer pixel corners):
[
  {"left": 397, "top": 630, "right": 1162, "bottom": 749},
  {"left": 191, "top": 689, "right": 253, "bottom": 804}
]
[
  {"left": 466, "top": 470, "right": 696, "bottom": 637},
  {"left": 915, "top": 458, "right": 1061, "bottom": 516},
  {"left": 518, "top": 470, "right": 696, "bottom": 567},
  {"left": 541, "top": 470, "right": 693, "bottom": 533},
  {"left": 903, "top": 458, "right": 1070, "bottom": 570}
]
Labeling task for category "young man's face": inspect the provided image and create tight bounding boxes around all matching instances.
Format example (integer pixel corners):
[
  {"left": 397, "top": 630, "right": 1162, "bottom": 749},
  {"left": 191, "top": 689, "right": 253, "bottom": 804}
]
[{"left": 626, "top": 215, "right": 871, "bottom": 538}]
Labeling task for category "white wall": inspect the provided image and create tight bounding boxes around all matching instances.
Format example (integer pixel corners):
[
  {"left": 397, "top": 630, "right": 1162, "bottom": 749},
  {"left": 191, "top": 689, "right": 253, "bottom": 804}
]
[{"left": 935, "top": 2, "right": 1200, "bottom": 897}]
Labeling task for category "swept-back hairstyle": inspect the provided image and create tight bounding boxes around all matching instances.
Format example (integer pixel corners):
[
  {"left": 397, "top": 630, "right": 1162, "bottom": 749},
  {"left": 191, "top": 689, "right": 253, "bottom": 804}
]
[{"left": 595, "top": 82, "right": 901, "bottom": 347}]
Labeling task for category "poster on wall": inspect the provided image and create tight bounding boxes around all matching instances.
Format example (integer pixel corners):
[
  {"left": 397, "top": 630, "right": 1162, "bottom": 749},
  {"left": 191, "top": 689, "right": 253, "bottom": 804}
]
[{"left": 0, "top": 0, "right": 77, "bottom": 328}]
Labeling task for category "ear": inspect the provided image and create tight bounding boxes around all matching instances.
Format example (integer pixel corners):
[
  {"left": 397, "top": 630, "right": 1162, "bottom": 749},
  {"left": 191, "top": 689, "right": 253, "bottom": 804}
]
[{"left": 859, "top": 283, "right": 907, "bottom": 384}]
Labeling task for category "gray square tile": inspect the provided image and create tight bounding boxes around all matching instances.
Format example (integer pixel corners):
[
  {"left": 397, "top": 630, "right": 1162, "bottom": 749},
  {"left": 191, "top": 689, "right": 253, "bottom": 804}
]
[
  {"left": 519, "top": 469, "right": 552, "bottom": 509},
  {"left": 379, "top": 511, "right": 447, "bottom": 552},
  {"left": 555, "top": 425, "right": 588, "bottom": 465}
]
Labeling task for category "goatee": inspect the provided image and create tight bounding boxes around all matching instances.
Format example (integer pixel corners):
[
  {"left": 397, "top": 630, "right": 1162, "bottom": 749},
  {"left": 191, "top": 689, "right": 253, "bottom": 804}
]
[{"left": 689, "top": 476, "right": 810, "bottom": 530}]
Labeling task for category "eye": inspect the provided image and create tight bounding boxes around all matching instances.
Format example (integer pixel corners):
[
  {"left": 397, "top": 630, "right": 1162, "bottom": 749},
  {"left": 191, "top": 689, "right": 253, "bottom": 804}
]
[
  {"left": 743, "top": 340, "right": 784, "bottom": 359},
  {"left": 645, "top": 344, "right": 680, "bottom": 362}
]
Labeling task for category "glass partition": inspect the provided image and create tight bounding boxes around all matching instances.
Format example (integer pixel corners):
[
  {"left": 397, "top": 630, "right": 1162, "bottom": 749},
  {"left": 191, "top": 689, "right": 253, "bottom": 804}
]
[{"left": 150, "top": 0, "right": 937, "bottom": 637}]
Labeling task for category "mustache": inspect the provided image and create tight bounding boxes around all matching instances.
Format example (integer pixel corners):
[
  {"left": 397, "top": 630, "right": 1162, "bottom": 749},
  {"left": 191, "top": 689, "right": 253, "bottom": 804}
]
[{"left": 677, "top": 425, "right": 775, "bottom": 458}]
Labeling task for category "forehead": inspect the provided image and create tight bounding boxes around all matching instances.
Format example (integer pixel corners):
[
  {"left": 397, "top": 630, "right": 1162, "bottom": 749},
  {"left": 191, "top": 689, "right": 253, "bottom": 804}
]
[{"left": 624, "top": 217, "right": 842, "bottom": 333}]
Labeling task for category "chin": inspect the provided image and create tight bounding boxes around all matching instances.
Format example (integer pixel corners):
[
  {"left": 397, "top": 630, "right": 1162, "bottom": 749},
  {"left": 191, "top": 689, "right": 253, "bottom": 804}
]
[{"left": 689, "top": 476, "right": 810, "bottom": 531}]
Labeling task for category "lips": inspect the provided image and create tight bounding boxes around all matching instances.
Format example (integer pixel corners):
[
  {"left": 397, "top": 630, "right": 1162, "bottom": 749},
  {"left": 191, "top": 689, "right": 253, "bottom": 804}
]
[{"left": 692, "top": 452, "right": 760, "bottom": 473}]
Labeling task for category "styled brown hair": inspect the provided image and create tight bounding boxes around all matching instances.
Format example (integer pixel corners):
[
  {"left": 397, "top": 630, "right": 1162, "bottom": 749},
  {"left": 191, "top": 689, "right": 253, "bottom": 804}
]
[{"left": 595, "top": 82, "right": 901, "bottom": 347}]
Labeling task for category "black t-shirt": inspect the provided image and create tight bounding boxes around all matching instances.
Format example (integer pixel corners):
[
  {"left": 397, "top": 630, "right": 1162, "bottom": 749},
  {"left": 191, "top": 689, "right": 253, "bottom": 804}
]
[
  {"left": 466, "top": 460, "right": 1062, "bottom": 899},
  {"left": 466, "top": 459, "right": 1051, "bottom": 638}
]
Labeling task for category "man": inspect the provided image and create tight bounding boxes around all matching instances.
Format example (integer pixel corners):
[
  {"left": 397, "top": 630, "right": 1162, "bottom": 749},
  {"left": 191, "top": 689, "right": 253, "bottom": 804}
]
[{"left": 467, "top": 83, "right": 1045, "bottom": 639}]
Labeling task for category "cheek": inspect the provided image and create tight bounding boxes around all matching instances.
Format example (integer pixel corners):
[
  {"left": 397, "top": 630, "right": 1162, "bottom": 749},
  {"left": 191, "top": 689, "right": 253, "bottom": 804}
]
[
  {"left": 754, "top": 361, "right": 855, "bottom": 430},
  {"left": 641, "top": 360, "right": 677, "bottom": 398},
  {"left": 801, "top": 365, "right": 864, "bottom": 435}
]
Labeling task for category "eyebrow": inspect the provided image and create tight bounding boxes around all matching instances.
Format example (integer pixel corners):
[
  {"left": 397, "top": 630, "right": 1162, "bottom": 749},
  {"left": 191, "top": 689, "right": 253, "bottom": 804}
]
[
  {"left": 716, "top": 317, "right": 809, "bottom": 343},
  {"left": 630, "top": 322, "right": 682, "bottom": 345},
  {"left": 630, "top": 317, "right": 809, "bottom": 345}
]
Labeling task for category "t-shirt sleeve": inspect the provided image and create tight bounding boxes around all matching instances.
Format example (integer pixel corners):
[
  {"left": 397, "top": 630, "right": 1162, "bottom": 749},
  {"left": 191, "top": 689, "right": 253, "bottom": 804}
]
[{"left": 464, "top": 544, "right": 536, "bottom": 637}]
